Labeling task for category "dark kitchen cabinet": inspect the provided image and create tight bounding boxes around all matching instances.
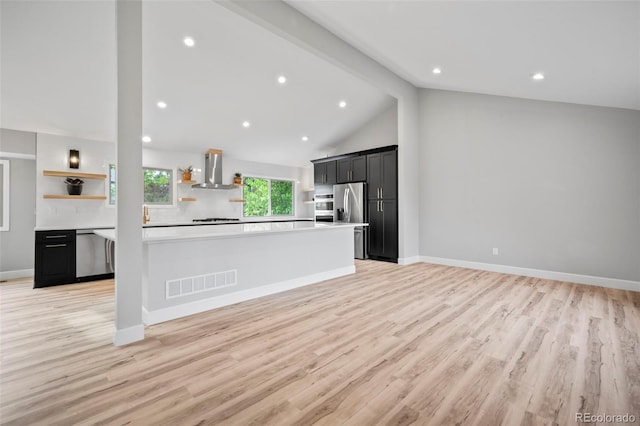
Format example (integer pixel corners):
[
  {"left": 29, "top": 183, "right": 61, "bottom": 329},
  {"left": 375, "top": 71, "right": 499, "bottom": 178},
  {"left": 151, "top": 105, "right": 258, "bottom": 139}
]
[
  {"left": 367, "top": 199, "right": 398, "bottom": 261},
  {"left": 312, "top": 145, "right": 398, "bottom": 262},
  {"left": 337, "top": 155, "right": 367, "bottom": 183},
  {"left": 313, "top": 160, "right": 336, "bottom": 185},
  {"left": 367, "top": 150, "right": 397, "bottom": 200},
  {"left": 34, "top": 230, "right": 76, "bottom": 288},
  {"left": 367, "top": 149, "right": 398, "bottom": 262}
]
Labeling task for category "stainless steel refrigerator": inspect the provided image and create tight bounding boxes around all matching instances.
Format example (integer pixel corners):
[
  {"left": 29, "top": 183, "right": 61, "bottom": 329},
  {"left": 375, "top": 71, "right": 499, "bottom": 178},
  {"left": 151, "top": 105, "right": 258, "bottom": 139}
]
[{"left": 333, "top": 182, "right": 367, "bottom": 259}]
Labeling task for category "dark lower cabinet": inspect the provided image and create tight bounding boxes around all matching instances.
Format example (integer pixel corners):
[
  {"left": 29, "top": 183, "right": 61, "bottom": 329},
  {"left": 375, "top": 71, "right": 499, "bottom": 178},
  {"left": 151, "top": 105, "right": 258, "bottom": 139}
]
[
  {"left": 34, "top": 230, "right": 76, "bottom": 288},
  {"left": 367, "top": 199, "right": 398, "bottom": 262}
]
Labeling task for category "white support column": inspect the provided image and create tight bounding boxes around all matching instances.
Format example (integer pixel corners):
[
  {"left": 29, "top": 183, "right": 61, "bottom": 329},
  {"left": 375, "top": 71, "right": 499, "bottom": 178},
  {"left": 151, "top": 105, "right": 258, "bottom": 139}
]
[{"left": 113, "top": 0, "right": 144, "bottom": 346}]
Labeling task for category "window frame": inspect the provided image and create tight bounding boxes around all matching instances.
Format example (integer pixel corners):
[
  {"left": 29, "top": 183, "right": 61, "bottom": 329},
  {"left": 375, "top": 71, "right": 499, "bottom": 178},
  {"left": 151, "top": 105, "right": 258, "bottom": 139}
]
[
  {"left": 108, "top": 163, "right": 116, "bottom": 206},
  {"left": 142, "top": 166, "right": 175, "bottom": 206},
  {"left": 242, "top": 175, "right": 295, "bottom": 218},
  {"left": 107, "top": 164, "right": 176, "bottom": 207},
  {"left": 0, "top": 159, "right": 10, "bottom": 232}
]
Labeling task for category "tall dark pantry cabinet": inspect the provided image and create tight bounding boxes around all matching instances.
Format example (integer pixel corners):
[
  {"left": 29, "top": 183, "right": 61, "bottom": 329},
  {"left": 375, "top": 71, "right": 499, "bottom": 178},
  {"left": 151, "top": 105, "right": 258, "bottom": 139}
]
[{"left": 366, "top": 148, "right": 398, "bottom": 262}]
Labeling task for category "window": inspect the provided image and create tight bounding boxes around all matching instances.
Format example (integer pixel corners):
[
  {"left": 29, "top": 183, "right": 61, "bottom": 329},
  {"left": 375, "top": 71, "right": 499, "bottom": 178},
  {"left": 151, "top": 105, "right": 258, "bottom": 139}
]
[
  {"left": 243, "top": 177, "right": 294, "bottom": 217},
  {"left": 143, "top": 167, "right": 172, "bottom": 204},
  {"left": 108, "top": 164, "right": 116, "bottom": 205},
  {"left": 0, "top": 159, "right": 9, "bottom": 231},
  {"left": 108, "top": 165, "right": 174, "bottom": 205}
]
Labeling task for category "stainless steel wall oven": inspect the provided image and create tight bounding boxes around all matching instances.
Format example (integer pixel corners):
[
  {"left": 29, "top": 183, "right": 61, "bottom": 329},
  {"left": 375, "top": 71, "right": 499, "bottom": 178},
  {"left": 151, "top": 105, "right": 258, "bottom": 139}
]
[{"left": 314, "top": 193, "right": 334, "bottom": 222}]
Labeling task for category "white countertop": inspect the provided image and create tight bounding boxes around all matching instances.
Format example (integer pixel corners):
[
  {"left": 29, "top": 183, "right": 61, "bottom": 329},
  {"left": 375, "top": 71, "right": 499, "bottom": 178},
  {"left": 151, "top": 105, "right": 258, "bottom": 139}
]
[
  {"left": 34, "top": 217, "right": 314, "bottom": 231},
  {"left": 95, "top": 221, "right": 367, "bottom": 243}
]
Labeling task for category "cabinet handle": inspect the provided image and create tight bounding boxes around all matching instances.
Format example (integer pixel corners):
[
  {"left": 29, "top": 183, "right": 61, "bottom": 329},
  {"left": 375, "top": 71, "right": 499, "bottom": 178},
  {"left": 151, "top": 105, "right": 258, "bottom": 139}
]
[
  {"left": 45, "top": 235, "right": 67, "bottom": 239},
  {"left": 45, "top": 243, "right": 67, "bottom": 248},
  {"left": 380, "top": 187, "right": 383, "bottom": 198},
  {"left": 381, "top": 201, "right": 384, "bottom": 212}
]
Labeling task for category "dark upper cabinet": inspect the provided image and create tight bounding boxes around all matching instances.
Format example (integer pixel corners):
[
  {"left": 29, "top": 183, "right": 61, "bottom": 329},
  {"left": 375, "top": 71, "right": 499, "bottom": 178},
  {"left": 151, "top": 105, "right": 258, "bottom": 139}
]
[
  {"left": 367, "top": 199, "right": 398, "bottom": 261},
  {"left": 313, "top": 161, "right": 336, "bottom": 185},
  {"left": 367, "top": 150, "right": 397, "bottom": 200},
  {"left": 337, "top": 156, "right": 367, "bottom": 183},
  {"left": 34, "top": 230, "right": 76, "bottom": 288}
]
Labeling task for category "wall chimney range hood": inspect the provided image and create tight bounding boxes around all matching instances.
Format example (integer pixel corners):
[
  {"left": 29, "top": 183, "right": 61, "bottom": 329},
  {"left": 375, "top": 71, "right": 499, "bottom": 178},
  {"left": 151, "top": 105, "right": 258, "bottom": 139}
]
[{"left": 192, "top": 149, "right": 237, "bottom": 189}]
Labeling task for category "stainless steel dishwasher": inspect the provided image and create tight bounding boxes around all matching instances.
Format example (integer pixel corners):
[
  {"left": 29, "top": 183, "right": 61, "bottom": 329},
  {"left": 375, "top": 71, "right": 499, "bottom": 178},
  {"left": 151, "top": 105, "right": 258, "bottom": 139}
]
[{"left": 76, "top": 229, "right": 114, "bottom": 280}]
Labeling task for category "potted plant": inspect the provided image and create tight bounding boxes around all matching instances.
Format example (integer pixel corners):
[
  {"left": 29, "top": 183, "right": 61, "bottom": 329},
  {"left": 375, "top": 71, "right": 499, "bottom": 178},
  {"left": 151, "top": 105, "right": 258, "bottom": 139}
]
[
  {"left": 178, "top": 166, "right": 194, "bottom": 182},
  {"left": 65, "top": 177, "right": 84, "bottom": 195},
  {"left": 233, "top": 172, "right": 242, "bottom": 185}
]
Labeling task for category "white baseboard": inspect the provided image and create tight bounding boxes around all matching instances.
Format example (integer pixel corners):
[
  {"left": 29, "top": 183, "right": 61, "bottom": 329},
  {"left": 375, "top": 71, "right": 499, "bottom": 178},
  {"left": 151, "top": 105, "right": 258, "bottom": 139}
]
[
  {"left": 398, "top": 256, "right": 421, "bottom": 265},
  {"left": 419, "top": 256, "right": 640, "bottom": 292},
  {"left": 143, "top": 265, "right": 356, "bottom": 325},
  {"left": 112, "top": 324, "right": 144, "bottom": 346},
  {"left": 0, "top": 269, "right": 34, "bottom": 281}
]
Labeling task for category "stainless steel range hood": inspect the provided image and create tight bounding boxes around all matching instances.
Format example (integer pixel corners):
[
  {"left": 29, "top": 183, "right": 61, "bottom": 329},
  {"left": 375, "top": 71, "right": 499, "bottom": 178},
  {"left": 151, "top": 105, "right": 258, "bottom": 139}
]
[{"left": 192, "top": 149, "right": 237, "bottom": 189}]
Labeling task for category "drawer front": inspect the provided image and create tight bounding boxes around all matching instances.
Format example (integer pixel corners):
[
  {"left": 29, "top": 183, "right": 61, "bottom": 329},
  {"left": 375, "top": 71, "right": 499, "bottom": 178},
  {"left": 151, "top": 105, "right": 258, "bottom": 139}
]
[{"left": 35, "top": 230, "right": 75, "bottom": 243}]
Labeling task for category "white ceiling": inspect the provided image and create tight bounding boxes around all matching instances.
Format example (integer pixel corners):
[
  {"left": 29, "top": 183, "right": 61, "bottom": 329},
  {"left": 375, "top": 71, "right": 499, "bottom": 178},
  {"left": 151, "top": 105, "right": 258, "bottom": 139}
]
[
  {"left": 3, "top": 1, "right": 637, "bottom": 168},
  {"left": 289, "top": 0, "right": 640, "bottom": 111},
  {"left": 0, "top": 1, "right": 393, "bottom": 166}
]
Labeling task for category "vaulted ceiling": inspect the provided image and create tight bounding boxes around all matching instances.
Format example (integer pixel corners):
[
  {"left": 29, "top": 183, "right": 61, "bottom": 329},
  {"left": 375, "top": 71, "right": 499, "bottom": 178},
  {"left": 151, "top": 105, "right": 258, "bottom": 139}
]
[
  {"left": 290, "top": 0, "right": 640, "bottom": 110},
  {"left": 2, "top": 1, "right": 637, "bottom": 169},
  {"left": 0, "top": 1, "right": 393, "bottom": 166}
]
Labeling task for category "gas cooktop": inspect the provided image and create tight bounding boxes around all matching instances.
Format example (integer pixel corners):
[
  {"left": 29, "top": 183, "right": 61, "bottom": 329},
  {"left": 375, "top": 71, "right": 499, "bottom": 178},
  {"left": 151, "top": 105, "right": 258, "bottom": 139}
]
[{"left": 192, "top": 218, "right": 240, "bottom": 223}]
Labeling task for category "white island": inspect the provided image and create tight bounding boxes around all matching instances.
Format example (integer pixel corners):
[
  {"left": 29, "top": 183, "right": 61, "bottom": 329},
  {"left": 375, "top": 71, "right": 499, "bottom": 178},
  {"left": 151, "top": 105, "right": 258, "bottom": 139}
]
[{"left": 96, "top": 221, "right": 364, "bottom": 324}]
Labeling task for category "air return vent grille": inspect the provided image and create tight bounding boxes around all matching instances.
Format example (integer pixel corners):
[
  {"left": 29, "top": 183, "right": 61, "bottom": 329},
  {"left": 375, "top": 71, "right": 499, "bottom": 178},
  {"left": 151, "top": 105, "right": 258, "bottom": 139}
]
[{"left": 165, "top": 270, "right": 237, "bottom": 300}]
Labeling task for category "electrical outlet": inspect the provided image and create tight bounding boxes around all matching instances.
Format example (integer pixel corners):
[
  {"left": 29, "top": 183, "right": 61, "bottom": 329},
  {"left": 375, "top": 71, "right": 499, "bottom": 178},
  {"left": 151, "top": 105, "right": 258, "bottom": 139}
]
[{"left": 492, "top": 248, "right": 499, "bottom": 256}]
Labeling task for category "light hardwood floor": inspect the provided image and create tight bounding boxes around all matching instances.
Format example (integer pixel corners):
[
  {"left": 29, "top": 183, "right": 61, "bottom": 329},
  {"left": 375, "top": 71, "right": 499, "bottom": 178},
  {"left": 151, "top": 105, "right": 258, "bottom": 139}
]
[{"left": 1, "top": 261, "right": 639, "bottom": 425}]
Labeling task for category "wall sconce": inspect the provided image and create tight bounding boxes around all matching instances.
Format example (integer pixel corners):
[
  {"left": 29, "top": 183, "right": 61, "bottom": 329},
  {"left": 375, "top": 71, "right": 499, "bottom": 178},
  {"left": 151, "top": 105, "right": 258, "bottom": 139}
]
[{"left": 69, "top": 149, "right": 80, "bottom": 169}]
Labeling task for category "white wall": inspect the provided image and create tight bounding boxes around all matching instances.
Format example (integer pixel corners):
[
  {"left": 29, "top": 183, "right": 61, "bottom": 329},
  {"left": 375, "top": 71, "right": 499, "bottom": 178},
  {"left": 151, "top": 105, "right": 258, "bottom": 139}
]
[
  {"left": 0, "top": 129, "right": 36, "bottom": 278},
  {"left": 35, "top": 132, "right": 313, "bottom": 229},
  {"left": 331, "top": 101, "right": 397, "bottom": 155},
  {"left": 419, "top": 89, "right": 640, "bottom": 282},
  {"left": 143, "top": 149, "right": 314, "bottom": 223},
  {"left": 36, "top": 133, "right": 115, "bottom": 229}
]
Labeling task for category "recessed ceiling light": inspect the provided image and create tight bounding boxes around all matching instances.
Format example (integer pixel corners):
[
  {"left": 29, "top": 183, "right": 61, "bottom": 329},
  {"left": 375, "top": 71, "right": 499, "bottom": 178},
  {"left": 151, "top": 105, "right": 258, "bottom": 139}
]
[
  {"left": 432, "top": 67, "right": 442, "bottom": 75},
  {"left": 242, "top": 121, "right": 251, "bottom": 128},
  {"left": 183, "top": 37, "right": 195, "bottom": 47},
  {"left": 157, "top": 101, "right": 167, "bottom": 109},
  {"left": 532, "top": 73, "right": 545, "bottom": 81},
  {"left": 277, "top": 75, "right": 287, "bottom": 85},
  {"left": 141, "top": 136, "right": 151, "bottom": 143},
  {"left": 338, "top": 100, "right": 347, "bottom": 109},
  {"left": 301, "top": 136, "right": 309, "bottom": 142}
]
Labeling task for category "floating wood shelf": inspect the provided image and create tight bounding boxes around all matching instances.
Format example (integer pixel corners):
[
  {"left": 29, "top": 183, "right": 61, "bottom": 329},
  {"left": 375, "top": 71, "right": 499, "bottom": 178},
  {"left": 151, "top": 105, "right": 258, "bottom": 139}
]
[
  {"left": 43, "top": 194, "right": 107, "bottom": 200},
  {"left": 229, "top": 199, "right": 245, "bottom": 203},
  {"left": 178, "top": 180, "right": 197, "bottom": 185},
  {"left": 178, "top": 197, "right": 197, "bottom": 202},
  {"left": 303, "top": 188, "right": 315, "bottom": 192},
  {"left": 43, "top": 170, "right": 107, "bottom": 180}
]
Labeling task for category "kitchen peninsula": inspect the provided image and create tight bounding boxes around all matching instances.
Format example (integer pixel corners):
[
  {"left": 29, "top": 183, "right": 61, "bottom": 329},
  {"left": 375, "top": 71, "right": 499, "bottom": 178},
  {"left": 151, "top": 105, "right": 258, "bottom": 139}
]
[{"left": 96, "top": 221, "right": 364, "bottom": 325}]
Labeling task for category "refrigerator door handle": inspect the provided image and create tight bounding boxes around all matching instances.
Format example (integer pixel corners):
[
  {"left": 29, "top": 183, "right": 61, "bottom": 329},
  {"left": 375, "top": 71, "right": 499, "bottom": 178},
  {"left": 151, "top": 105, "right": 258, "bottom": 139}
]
[{"left": 344, "top": 187, "right": 350, "bottom": 222}]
